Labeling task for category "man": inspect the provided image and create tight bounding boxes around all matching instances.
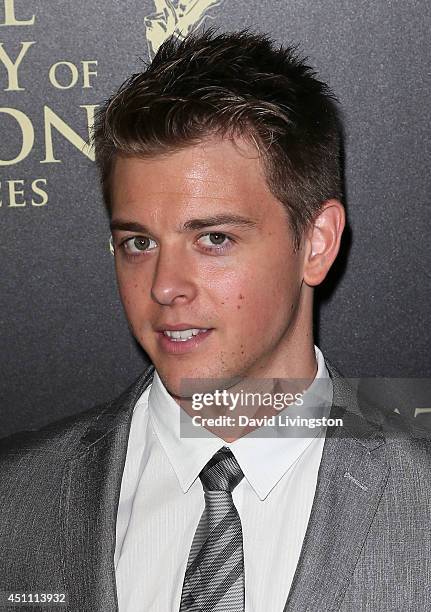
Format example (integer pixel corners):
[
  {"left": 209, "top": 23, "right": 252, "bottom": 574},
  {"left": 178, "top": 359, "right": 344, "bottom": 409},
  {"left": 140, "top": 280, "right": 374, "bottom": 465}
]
[{"left": 0, "top": 29, "right": 430, "bottom": 612}]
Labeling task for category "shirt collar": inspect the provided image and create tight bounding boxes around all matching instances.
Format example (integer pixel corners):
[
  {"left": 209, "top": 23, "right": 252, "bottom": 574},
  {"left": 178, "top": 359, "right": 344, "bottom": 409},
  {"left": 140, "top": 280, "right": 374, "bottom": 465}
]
[{"left": 148, "top": 346, "right": 332, "bottom": 500}]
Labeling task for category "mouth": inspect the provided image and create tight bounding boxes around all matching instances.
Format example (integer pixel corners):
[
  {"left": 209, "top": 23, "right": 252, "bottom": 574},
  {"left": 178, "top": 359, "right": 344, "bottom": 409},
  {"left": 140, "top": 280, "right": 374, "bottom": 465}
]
[{"left": 156, "top": 328, "right": 214, "bottom": 354}]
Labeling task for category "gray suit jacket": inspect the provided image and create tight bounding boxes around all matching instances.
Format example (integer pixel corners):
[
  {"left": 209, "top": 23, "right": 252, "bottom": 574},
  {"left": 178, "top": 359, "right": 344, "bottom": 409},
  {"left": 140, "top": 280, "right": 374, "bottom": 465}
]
[{"left": 0, "top": 362, "right": 430, "bottom": 612}]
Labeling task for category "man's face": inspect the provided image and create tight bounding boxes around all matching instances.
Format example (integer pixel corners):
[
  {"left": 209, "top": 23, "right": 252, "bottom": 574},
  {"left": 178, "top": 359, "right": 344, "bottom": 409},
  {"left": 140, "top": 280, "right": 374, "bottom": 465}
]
[{"left": 110, "top": 137, "right": 309, "bottom": 400}]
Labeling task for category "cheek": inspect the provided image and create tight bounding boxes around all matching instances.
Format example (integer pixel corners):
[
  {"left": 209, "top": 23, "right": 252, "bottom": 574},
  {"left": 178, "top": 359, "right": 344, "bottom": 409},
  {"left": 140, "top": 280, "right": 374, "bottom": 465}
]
[
  {"left": 115, "top": 266, "right": 143, "bottom": 313},
  {"left": 226, "top": 261, "right": 300, "bottom": 328}
]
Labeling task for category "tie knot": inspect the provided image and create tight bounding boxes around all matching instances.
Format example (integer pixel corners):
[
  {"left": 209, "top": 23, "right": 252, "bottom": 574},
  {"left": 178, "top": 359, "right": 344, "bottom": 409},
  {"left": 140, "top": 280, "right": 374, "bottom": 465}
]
[{"left": 199, "top": 446, "right": 244, "bottom": 492}]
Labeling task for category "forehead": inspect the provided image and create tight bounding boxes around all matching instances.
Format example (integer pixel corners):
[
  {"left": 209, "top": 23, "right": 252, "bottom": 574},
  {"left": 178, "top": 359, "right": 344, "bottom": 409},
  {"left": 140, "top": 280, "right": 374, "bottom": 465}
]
[{"left": 110, "top": 136, "right": 276, "bottom": 220}]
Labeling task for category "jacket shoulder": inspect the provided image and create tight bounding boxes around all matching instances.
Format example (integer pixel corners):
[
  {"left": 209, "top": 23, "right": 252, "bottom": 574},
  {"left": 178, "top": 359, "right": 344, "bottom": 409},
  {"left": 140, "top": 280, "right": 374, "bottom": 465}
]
[
  {"left": 0, "top": 363, "right": 155, "bottom": 460},
  {"left": 326, "top": 359, "right": 431, "bottom": 465}
]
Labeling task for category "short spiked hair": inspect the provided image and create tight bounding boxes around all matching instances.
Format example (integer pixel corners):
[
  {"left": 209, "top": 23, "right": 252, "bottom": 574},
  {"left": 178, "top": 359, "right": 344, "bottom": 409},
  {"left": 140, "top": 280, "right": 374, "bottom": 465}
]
[{"left": 93, "top": 28, "right": 342, "bottom": 249}]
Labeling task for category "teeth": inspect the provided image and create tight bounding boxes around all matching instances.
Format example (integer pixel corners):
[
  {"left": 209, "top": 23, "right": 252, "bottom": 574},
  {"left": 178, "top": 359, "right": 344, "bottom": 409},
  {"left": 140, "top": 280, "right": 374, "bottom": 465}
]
[{"left": 163, "top": 328, "right": 208, "bottom": 341}]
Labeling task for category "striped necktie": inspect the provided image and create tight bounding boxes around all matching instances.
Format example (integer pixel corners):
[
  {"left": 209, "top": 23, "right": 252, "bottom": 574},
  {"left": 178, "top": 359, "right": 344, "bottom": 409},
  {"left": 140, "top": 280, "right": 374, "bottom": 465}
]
[{"left": 179, "top": 446, "right": 245, "bottom": 611}]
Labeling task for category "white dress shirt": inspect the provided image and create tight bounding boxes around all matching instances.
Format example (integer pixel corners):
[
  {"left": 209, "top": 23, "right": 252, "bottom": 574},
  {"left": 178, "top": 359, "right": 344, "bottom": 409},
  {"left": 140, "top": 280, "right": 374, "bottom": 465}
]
[{"left": 115, "top": 346, "right": 332, "bottom": 611}]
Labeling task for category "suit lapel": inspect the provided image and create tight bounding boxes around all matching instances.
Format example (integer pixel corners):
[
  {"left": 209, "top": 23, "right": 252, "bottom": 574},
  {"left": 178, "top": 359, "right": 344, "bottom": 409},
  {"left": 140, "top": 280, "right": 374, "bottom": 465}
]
[
  {"left": 60, "top": 364, "right": 155, "bottom": 612},
  {"left": 284, "top": 368, "right": 390, "bottom": 612}
]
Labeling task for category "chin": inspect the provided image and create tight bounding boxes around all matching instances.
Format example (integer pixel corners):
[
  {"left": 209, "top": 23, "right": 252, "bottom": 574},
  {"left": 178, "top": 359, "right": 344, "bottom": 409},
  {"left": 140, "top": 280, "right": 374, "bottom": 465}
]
[{"left": 163, "top": 363, "right": 248, "bottom": 401}]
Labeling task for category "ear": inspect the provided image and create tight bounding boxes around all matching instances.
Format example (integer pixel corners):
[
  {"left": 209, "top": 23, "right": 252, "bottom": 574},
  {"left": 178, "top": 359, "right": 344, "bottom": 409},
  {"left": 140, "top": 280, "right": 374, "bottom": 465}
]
[{"left": 303, "top": 199, "right": 345, "bottom": 287}]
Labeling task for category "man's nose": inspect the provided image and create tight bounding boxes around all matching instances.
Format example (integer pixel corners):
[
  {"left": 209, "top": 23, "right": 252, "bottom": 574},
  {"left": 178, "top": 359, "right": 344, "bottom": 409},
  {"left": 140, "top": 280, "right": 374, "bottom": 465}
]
[{"left": 150, "top": 245, "right": 197, "bottom": 305}]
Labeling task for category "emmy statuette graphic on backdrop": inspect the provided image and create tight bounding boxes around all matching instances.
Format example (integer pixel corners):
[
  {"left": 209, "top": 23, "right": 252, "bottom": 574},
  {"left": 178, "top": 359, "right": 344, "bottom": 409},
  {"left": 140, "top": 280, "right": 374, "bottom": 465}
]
[{"left": 144, "top": 0, "right": 223, "bottom": 58}]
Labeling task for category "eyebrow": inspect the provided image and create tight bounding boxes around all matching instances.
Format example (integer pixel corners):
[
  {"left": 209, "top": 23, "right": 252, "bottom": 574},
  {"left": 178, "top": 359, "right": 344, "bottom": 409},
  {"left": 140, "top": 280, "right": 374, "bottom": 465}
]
[{"left": 110, "top": 213, "right": 259, "bottom": 234}]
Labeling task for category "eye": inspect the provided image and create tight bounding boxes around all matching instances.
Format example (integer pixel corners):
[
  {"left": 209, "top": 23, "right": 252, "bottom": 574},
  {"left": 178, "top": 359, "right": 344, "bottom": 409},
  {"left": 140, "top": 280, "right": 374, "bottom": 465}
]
[
  {"left": 198, "top": 232, "right": 233, "bottom": 252},
  {"left": 122, "top": 235, "right": 157, "bottom": 254}
]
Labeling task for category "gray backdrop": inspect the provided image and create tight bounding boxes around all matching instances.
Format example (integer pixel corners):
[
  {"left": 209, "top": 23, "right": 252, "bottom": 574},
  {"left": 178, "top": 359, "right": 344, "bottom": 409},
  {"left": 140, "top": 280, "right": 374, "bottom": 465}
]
[{"left": 1, "top": 0, "right": 430, "bottom": 438}]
